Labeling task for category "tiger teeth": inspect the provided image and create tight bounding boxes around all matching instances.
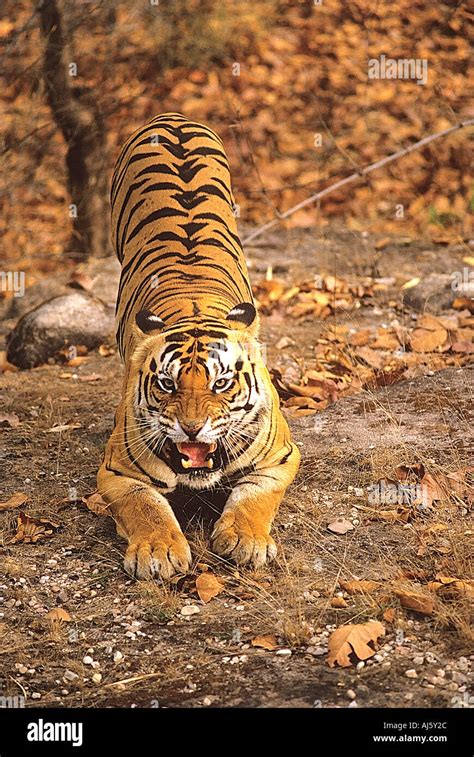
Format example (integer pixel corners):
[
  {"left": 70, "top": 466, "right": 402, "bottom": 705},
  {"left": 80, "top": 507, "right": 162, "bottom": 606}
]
[{"left": 205, "top": 458, "right": 214, "bottom": 469}]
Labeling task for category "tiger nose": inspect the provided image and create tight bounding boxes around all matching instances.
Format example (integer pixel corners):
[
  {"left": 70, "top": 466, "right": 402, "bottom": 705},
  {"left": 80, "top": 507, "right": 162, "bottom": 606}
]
[{"left": 181, "top": 422, "right": 204, "bottom": 441}]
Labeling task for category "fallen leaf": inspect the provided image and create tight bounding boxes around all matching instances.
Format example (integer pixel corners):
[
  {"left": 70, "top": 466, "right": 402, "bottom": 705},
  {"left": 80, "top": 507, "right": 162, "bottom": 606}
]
[
  {"left": 98, "top": 344, "right": 115, "bottom": 357},
  {"left": 251, "top": 634, "right": 279, "bottom": 651},
  {"left": 0, "top": 492, "right": 28, "bottom": 511},
  {"left": 195, "top": 572, "right": 224, "bottom": 603},
  {"left": 382, "top": 608, "right": 396, "bottom": 623},
  {"left": 79, "top": 373, "right": 103, "bottom": 382},
  {"left": 0, "top": 412, "right": 20, "bottom": 428},
  {"left": 82, "top": 491, "right": 109, "bottom": 516},
  {"left": 327, "top": 620, "right": 385, "bottom": 667},
  {"left": 68, "top": 356, "right": 88, "bottom": 367},
  {"left": 339, "top": 580, "right": 381, "bottom": 594},
  {"left": 12, "top": 512, "right": 60, "bottom": 543},
  {"left": 47, "top": 423, "right": 82, "bottom": 433},
  {"left": 46, "top": 607, "right": 72, "bottom": 622},
  {"left": 327, "top": 518, "right": 355, "bottom": 535},
  {"left": 331, "top": 596, "right": 348, "bottom": 608},
  {"left": 401, "top": 277, "right": 421, "bottom": 290},
  {"left": 394, "top": 589, "right": 434, "bottom": 616}
]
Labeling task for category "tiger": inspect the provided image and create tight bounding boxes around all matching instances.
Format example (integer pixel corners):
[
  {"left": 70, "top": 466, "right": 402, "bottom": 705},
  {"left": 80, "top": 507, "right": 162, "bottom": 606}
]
[{"left": 97, "top": 112, "right": 300, "bottom": 580}]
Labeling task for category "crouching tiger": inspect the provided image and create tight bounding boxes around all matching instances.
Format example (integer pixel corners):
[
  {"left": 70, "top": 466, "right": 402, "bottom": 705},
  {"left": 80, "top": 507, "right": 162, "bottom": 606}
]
[{"left": 97, "top": 113, "right": 300, "bottom": 579}]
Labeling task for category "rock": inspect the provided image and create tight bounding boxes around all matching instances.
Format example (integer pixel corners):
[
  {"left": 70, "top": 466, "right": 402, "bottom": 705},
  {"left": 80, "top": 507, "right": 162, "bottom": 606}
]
[
  {"left": 347, "top": 689, "right": 356, "bottom": 700},
  {"left": 181, "top": 605, "right": 200, "bottom": 617},
  {"left": 5, "top": 279, "right": 71, "bottom": 321},
  {"left": 113, "top": 650, "right": 123, "bottom": 662},
  {"left": 63, "top": 670, "right": 79, "bottom": 683},
  {"left": 82, "top": 655, "right": 94, "bottom": 666},
  {"left": 92, "top": 672, "right": 102, "bottom": 684},
  {"left": 7, "top": 292, "right": 114, "bottom": 368},
  {"left": 405, "top": 669, "right": 418, "bottom": 678},
  {"left": 276, "top": 648, "right": 292, "bottom": 657},
  {"left": 402, "top": 274, "right": 455, "bottom": 313}
]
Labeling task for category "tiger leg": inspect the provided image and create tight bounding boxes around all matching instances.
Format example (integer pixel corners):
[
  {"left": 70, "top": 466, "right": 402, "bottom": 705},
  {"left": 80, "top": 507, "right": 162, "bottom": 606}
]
[
  {"left": 97, "top": 465, "right": 191, "bottom": 580},
  {"left": 211, "top": 443, "right": 300, "bottom": 568}
]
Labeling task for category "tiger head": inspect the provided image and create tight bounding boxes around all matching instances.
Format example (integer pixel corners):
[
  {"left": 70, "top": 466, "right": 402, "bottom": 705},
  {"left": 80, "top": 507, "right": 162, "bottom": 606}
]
[{"left": 129, "top": 303, "right": 269, "bottom": 487}]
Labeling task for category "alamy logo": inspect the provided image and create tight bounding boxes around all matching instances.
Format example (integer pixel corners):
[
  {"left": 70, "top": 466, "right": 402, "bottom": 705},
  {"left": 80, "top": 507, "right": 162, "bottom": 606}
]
[
  {"left": 27, "top": 719, "right": 83, "bottom": 748},
  {"left": 368, "top": 55, "right": 428, "bottom": 85},
  {"left": 0, "top": 270, "right": 25, "bottom": 298}
]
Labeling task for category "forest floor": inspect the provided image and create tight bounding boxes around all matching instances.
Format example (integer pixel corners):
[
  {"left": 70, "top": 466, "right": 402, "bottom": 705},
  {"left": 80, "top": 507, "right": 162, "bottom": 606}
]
[{"left": 0, "top": 228, "right": 472, "bottom": 708}]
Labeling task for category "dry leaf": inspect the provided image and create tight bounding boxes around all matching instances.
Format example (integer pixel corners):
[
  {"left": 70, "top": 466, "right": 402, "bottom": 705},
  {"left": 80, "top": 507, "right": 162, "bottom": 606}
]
[
  {"left": 79, "top": 373, "right": 103, "bottom": 382},
  {"left": 331, "top": 596, "right": 348, "bottom": 608},
  {"left": 339, "top": 580, "right": 381, "bottom": 594},
  {"left": 251, "top": 634, "right": 279, "bottom": 651},
  {"left": 46, "top": 607, "right": 72, "bottom": 622},
  {"left": 382, "top": 608, "right": 396, "bottom": 623},
  {"left": 195, "top": 572, "right": 224, "bottom": 603},
  {"left": 401, "top": 277, "right": 421, "bottom": 290},
  {"left": 12, "top": 512, "right": 60, "bottom": 543},
  {"left": 327, "top": 620, "right": 385, "bottom": 667},
  {"left": 0, "top": 492, "right": 28, "bottom": 511},
  {"left": 394, "top": 589, "right": 434, "bottom": 616},
  {"left": 0, "top": 412, "right": 20, "bottom": 428},
  {"left": 47, "top": 423, "right": 81, "bottom": 433},
  {"left": 82, "top": 492, "right": 109, "bottom": 516},
  {"left": 98, "top": 344, "right": 115, "bottom": 357}
]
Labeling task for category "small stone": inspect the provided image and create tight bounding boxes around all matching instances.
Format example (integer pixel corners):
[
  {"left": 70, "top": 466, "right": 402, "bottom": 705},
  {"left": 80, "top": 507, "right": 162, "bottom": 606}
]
[
  {"left": 413, "top": 655, "right": 424, "bottom": 665},
  {"left": 405, "top": 669, "right": 418, "bottom": 678},
  {"left": 348, "top": 700, "right": 358, "bottom": 708},
  {"left": 82, "top": 655, "right": 94, "bottom": 666},
  {"left": 113, "top": 650, "right": 123, "bottom": 663},
  {"left": 405, "top": 692, "right": 414, "bottom": 701},
  {"left": 347, "top": 689, "right": 356, "bottom": 700},
  {"left": 276, "top": 648, "right": 292, "bottom": 657},
  {"left": 373, "top": 654, "right": 383, "bottom": 663},
  {"left": 452, "top": 671, "right": 468, "bottom": 685},
  {"left": 15, "top": 664, "right": 28, "bottom": 674},
  {"left": 63, "top": 670, "right": 79, "bottom": 683},
  {"left": 92, "top": 673, "right": 102, "bottom": 684},
  {"left": 31, "top": 692, "right": 41, "bottom": 700},
  {"left": 181, "top": 605, "right": 200, "bottom": 617},
  {"left": 356, "top": 661, "right": 365, "bottom": 671},
  {"left": 61, "top": 689, "right": 69, "bottom": 696},
  {"left": 203, "top": 696, "right": 212, "bottom": 706}
]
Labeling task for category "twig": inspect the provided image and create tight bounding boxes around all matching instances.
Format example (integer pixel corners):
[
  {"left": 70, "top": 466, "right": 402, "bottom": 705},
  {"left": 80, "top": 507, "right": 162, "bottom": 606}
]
[{"left": 242, "top": 118, "right": 474, "bottom": 246}]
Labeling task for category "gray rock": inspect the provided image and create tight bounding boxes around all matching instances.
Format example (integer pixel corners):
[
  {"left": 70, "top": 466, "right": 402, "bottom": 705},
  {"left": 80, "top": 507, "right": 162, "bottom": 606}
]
[
  {"left": 6, "top": 292, "right": 114, "bottom": 368},
  {"left": 402, "top": 274, "right": 455, "bottom": 313}
]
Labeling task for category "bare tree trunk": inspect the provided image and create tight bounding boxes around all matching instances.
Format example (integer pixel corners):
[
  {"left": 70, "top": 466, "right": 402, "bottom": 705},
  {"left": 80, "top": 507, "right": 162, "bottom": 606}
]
[{"left": 37, "top": 0, "right": 109, "bottom": 260}]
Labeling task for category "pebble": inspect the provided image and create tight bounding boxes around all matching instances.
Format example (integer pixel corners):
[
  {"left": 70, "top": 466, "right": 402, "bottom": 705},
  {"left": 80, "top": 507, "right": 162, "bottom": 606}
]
[
  {"left": 413, "top": 655, "right": 424, "bottom": 665},
  {"left": 373, "top": 654, "right": 383, "bottom": 662},
  {"left": 348, "top": 700, "right": 358, "bottom": 708},
  {"left": 405, "top": 669, "right": 417, "bottom": 678},
  {"left": 63, "top": 670, "right": 79, "bottom": 682},
  {"left": 82, "top": 655, "right": 94, "bottom": 666},
  {"left": 92, "top": 673, "right": 102, "bottom": 684},
  {"left": 15, "top": 664, "right": 28, "bottom": 674},
  {"left": 452, "top": 671, "right": 468, "bottom": 684},
  {"left": 307, "top": 646, "right": 326, "bottom": 657},
  {"left": 113, "top": 651, "right": 123, "bottom": 663},
  {"left": 276, "top": 649, "right": 292, "bottom": 657},
  {"left": 203, "top": 696, "right": 212, "bottom": 706},
  {"left": 356, "top": 661, "right": 365, "bottom": 671},
  {"left": 181, "top": 605, "right": 200, "bottom": 617},
  {"left": 347, "top": 689, "right": 356, "bottom": 700},
  {"left": 405, "top": 693, "right": 414, "bottom": 701},
  {"left": 31, "top": 693, "right": 41, "bottom": 700}
]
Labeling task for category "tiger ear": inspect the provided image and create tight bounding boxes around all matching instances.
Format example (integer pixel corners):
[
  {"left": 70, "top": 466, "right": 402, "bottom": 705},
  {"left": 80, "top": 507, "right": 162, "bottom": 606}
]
[
  {"left": 226, "top": 302, "right": 257, "bottom": 330},
  {"left": 135, "top": 309, "right": 166, "bottom": 334}
]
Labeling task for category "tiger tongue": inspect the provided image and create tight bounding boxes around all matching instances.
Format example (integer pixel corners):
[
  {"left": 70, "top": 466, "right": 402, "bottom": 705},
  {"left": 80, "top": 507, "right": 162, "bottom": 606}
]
[{"left": 178, "top": 442, "right": 212, "bottom": 468}]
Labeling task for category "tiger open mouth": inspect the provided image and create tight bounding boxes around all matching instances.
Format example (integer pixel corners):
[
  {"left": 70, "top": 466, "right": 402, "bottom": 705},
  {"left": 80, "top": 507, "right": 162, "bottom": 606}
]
[{"left": 165, "top": 440, "right": 223, "bottom": 475}]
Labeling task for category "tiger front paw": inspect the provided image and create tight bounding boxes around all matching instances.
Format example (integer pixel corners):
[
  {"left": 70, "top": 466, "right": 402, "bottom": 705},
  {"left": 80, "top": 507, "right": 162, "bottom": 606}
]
[
  {"left": 211, "top": 510, "right": 277, "bottom": 568},
  {"left": 124, "top": 527, "right": 192, "bottom": 580}
]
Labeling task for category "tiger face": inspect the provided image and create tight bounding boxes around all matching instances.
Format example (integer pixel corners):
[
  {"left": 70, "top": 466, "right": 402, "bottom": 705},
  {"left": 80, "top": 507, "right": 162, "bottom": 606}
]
[{"left": 129, "top": 303, "right": 268, "bottom": 489}]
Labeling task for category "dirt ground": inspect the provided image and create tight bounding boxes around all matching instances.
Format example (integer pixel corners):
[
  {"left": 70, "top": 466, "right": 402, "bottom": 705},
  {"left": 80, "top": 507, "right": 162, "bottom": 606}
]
[{"left": 0, "top": 229, "right": 472, "bottom": 708}]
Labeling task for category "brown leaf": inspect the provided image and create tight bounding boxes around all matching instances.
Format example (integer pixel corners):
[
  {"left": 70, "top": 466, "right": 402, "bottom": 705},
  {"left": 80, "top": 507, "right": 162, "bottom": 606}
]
[
  {"left": 355, "top": 346, "right": 384, "bottom": 369},
  {"left": 339, "top": 580, "right": 381, "bottom": 594},
  {"left": 330, "top": 596, "right": 348, "bottom": 608},
  {"left": 0, "top": 412, "right": 20, "bottom": 428},
  {"left": 47, "top": 423, "right": 81, "bottom": 433},
  {"left": 327, "top": 518, "right": 355, "bottom": 535},
  {"left": 195, "top": 572, "right": 224, "bottom": 603},
  {"left": 82, "top": 491, "right": 109, "bottom": 516},
  {"left": 46, "top": 607, "right": 72, "bottom": 622},
  {"left": 394, "top": 589, "right": 434, "bottom": 616},
  {"left": 0, "top": 492, "right": 28, "bottom": 511},
  {"left": 98, "top": 344, "right": 115, "bottom": 357},
  {"left": 251, "top": 634, "right": 278, "bottom": 651},
  {"left": 12, "top": 512, "right": 60, "bottom": 544},
  {"left": 382, "top": 608, "right": 396, "bottom": 623},
  {"left": 327, "top": 620, "right": 385, "bottom": 667}
]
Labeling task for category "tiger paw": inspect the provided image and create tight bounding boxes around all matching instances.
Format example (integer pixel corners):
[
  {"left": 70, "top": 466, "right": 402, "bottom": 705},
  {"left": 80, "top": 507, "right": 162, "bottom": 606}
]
[
  {"left": 124, "top": 528, "right": 192, "bottom": 580},
  {"left": 211, "top": 510, "right": 277, "bottom": 568}
]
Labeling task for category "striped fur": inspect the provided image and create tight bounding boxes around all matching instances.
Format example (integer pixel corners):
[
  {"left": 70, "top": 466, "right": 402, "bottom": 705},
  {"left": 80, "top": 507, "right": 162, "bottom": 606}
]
[{"left": 98, "top": 113, "right": 300, "bottom": 579}]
